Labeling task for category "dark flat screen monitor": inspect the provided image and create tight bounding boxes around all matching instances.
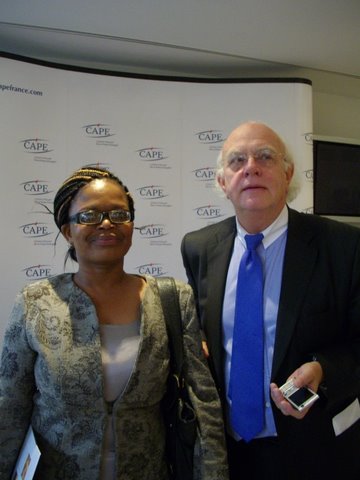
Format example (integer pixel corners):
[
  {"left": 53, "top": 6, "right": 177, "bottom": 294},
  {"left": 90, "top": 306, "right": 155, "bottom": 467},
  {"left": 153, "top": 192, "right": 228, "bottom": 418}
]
[{"left": 313, "top": 138, "right": 360, "bottom": 219}]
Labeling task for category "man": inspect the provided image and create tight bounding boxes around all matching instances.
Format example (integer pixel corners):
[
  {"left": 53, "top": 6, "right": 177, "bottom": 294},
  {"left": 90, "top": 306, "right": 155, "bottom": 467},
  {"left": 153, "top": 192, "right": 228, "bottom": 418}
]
[{"left": 181, "top": 121, "right": 360, "bottom": 479}]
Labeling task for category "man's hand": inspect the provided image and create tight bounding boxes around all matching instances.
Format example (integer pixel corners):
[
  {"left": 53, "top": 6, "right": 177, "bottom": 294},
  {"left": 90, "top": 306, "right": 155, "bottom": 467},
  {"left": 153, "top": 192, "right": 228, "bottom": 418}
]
[{"left": 270, "top": 361, "right": 323, "bottom": 419}]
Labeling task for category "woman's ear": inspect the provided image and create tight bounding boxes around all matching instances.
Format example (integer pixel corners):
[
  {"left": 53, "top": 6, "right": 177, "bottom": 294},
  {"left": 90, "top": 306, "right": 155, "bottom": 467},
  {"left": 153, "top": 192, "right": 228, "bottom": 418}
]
[{"left": 61, "top": 224, "right": 72, "bottom": 243}]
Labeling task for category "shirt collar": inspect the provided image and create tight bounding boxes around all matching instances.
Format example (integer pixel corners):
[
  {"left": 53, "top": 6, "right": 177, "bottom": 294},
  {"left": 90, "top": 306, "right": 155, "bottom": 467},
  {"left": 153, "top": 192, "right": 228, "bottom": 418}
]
[{"left": 236, "top": 205, "right": 288, "bottom": 249}]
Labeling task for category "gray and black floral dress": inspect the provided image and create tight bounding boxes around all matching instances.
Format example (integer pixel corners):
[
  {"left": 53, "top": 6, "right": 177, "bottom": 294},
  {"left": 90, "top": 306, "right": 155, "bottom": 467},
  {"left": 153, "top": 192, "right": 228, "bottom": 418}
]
[{"left": 0, "top": 274, "right": 228, "bottom": 480}]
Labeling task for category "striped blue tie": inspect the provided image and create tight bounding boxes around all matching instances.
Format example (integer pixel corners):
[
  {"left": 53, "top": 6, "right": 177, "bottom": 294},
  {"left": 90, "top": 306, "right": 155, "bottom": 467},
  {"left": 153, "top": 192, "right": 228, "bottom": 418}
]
[{"left": 229, "top": 233, "right": 264, "bottom": 442}]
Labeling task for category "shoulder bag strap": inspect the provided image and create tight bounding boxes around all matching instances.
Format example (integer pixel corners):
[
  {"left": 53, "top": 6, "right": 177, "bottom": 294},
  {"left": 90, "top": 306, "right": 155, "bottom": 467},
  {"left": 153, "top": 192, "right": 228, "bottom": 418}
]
[{"left": 156, "top": 276, "right": 183, "bottom": 378}]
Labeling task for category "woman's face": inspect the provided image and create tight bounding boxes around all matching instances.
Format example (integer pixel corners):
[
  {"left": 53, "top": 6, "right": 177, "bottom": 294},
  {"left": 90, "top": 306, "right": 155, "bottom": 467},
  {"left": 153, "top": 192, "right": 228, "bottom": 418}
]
[{"left": 61, "top": 179, "right": 133, "bottom": 269}]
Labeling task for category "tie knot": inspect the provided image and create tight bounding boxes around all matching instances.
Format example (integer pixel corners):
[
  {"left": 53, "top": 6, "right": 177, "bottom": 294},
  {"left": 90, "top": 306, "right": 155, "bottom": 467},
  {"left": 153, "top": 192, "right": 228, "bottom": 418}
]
[{"left": 245, "top": 233, "right": 263, "bottom": 251}]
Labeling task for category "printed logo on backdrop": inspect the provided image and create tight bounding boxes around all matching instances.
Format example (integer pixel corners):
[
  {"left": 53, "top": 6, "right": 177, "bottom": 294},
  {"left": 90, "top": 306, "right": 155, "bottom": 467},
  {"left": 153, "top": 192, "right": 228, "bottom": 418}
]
[
  {"left": 136, "top": 147, "right": 170, "bottom": 169},
  {"left": 303, "top": 132, "right": 313, "bottom": 144},
  {"left": 134, "top": 263, "right": 168, "bottom": 276},
  {"left": 136, "top": 185, "right": 171, "bottom": 207},
  {"left": 82, "top": 123, "right": 118, "bottom": 147},
  {"left": 21, "top": 138, "right": 55, "bottom": 163},
  {"left": 195, "top": 130, "right": 226, "bottom": 151},
  {"left": 22, "top": 264, "right": 54, "bottom": 280},
  {"left": 19, "top": 221, "right": 55, "bottom": 246},
  {"left": 20, "top": 180, "right": 53, "bottom": 195},
  {"left": 135, "top": 224, "right": 171, "bottom": 246},
  {"left": 20, "top": 180, "right": 55, "bottom": 209},
  {"left": 193, "top": 204, "right": 226, "bottom": 223},
  {"left": 303, "top": 169, "right": 313, "bottom": 182},
  {"left": 191, "top": 167, "right": 217, "bottom": 189},
  {"left": 83, "top": 162, "right": 110, "bottom": 170}
]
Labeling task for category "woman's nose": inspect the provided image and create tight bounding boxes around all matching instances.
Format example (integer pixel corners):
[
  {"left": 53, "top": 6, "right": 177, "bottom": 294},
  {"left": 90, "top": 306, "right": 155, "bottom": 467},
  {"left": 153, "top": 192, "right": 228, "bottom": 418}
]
[{"left": 98, "top": 217, "right": 114, "bottom": 228}]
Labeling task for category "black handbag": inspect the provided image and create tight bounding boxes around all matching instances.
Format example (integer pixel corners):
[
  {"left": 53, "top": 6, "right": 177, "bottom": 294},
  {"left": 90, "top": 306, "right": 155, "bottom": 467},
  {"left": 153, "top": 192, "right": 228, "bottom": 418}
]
[{"left": 156, "top": 277, "right": 197, "bottom": 480}]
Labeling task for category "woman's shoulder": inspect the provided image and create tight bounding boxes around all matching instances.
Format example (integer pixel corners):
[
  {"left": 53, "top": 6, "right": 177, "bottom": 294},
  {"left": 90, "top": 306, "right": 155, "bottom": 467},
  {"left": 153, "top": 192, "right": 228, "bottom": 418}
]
[
  {"left": 20, "top": 273, "right": 73, "bottom": 298},
  {"left": 143, "top": 275, "right": 192, "bottom": 292}
]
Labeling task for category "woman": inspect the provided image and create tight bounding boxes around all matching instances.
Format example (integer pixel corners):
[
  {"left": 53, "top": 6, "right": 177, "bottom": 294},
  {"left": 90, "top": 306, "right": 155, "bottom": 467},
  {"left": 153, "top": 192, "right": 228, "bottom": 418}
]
[{"left": 0, "top": 167, "right": 228, "bottom": 480}]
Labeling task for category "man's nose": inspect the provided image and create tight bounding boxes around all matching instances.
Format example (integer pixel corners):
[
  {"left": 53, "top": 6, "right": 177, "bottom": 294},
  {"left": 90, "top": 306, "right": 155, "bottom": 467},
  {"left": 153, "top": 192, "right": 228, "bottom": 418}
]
[{"left": 244, "top": 155, "right": 261, "bottom": 175}]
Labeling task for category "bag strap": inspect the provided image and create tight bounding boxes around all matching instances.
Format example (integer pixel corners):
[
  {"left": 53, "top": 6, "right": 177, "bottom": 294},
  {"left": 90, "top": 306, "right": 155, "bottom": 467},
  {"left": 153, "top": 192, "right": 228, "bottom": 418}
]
[{"left": 156, "top": 276, "right": 183, "bottom": 378}]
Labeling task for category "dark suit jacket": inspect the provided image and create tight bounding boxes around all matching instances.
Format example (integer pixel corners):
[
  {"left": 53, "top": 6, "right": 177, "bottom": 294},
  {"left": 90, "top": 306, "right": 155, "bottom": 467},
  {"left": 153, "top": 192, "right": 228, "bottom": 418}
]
[{"left": 181, "top": 207, "right": 360, "bottom": 469}]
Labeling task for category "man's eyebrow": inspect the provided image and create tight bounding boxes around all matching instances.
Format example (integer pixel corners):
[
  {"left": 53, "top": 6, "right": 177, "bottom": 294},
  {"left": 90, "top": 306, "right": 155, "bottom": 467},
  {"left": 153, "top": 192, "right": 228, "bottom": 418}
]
[{"left": 224, "top": 148, "right": 242, "bottom": 160}]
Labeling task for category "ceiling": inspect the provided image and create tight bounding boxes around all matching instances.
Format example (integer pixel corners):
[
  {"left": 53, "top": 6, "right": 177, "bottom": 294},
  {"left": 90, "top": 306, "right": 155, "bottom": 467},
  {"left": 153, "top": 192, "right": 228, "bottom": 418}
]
[{"left": 1, "top": 0, "right": 360, "bottom": 79}]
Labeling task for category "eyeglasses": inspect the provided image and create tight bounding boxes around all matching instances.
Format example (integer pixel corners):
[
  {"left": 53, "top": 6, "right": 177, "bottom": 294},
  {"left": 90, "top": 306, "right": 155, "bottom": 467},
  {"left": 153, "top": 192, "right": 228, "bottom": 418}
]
[
  {"left": 225, "top": 148, "right": 284, "bottom": 170},
  {"left": 68, "top": 209, "right": 133, "bottom": 225}
]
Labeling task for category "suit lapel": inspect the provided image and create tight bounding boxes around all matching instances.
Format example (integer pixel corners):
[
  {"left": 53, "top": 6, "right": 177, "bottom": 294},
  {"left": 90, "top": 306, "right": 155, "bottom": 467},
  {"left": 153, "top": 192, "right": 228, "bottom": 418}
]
[
  {"left": 272, "top": 209, "right": 318, "bottom": 378},
  {"left": 205, "top": 218, "right": 236, "bottom": 390}
]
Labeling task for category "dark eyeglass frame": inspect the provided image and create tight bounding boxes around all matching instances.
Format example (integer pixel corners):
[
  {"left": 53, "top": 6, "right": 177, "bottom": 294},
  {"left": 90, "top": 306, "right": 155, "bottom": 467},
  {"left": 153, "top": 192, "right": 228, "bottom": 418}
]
[{"left": 68, "top": 209, "right": 133, "bottom": 225}]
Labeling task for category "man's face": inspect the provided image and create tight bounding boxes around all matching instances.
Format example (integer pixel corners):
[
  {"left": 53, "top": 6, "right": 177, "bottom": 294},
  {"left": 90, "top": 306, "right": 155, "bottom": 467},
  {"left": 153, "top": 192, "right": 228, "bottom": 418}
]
[{"left": 218, "top": 123, "right": 294, "bottom": 222}]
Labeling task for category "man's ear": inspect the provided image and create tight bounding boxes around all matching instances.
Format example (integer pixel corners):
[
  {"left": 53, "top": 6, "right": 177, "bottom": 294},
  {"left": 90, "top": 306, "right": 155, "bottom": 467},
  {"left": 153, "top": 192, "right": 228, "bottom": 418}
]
[
  {"left": 217, "top": 173, "right": 228, "bottom": 196},
  {"left": 285, "top": 163, "right": 295, "bottom": 184}
]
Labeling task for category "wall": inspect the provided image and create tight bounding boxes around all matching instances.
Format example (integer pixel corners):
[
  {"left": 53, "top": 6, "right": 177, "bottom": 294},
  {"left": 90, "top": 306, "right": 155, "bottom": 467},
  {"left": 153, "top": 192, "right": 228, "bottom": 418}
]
[
  {"left": 87, "top": 60, "right": 360, "bottom": 141},
  {"left": 226, "top": 66, "right": 360, "bottom": 140}
]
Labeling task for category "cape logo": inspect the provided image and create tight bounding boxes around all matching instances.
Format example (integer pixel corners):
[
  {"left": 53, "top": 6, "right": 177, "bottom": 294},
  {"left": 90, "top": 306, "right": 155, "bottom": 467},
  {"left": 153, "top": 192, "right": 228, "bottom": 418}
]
[
  {"left": 22, "top": 265, "right": 53, "bottom": 279},
  {"left": 82, "top": 124, "right": 115, "bottom": 138},
  {"left": 20, "top": 180, "right": 52, "bottom": 195},
  {"left": 192, "top": 167, "right": 217, "bottom": 181},
  {"left": 19, "top": 222, "right": 52, "bottom": 238},
  {"left": 194, "top": 205, "right": 224, "bottom": 219},
  {"left": 21, "top": 139, "right": 53, "bottom": 154},
  {"left": 135, "top": 263, "right": 167, "bottom": 276},
  {"left": 137, "top": 224, "right": 168, "bottom": 238},
  {"left": 137, "top": 185, "right": 168, "bottom": 199},
  {"left": 195, "top": 130, "right": 225, "bottom": 144},
  {"left": 136, "top": 147, "right": 168, "bottom": 161}
]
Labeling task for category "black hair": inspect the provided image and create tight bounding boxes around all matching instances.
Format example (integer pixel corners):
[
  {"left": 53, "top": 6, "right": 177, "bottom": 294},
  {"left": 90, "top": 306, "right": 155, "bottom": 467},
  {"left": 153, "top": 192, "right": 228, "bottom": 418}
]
[{"left": 53, "top": 166, "right": 135, "bottom": 263}]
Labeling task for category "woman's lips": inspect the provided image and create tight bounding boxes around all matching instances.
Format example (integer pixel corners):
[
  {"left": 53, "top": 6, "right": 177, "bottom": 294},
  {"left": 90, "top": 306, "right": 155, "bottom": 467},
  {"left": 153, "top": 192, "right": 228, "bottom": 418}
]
[{"left": 92, "top": 234, "right": 119, "bottom": 245}]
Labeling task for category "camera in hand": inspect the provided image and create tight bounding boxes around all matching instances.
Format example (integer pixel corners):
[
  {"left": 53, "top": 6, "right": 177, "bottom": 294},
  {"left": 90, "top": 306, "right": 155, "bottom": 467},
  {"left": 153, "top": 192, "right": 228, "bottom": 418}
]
[{"left": 279, "top": 379, "right": 319, "bottom": 411}]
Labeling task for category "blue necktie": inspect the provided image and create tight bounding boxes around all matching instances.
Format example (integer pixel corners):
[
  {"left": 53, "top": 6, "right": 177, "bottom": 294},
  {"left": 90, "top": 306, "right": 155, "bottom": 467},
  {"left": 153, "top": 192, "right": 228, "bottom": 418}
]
[{"left": 229, "top": 233, "right": 264, "bottom": 442}]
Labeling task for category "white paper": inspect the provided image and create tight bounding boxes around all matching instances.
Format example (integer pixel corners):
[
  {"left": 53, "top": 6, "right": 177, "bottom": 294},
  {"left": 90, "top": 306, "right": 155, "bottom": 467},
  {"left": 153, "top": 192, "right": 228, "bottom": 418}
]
[
  {"left": 332, "top": 398, "right": 360, "bottom": 437},
  {"left": 11, "top": 426, "right": 41, "bottom": 480}
]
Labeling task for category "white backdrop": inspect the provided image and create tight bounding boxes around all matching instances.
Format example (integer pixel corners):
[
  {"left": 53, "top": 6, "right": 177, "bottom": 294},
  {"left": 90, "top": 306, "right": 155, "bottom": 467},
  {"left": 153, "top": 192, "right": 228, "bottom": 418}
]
[{"left": 0, "top": 55, "right": 313, "bottom": 346}]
